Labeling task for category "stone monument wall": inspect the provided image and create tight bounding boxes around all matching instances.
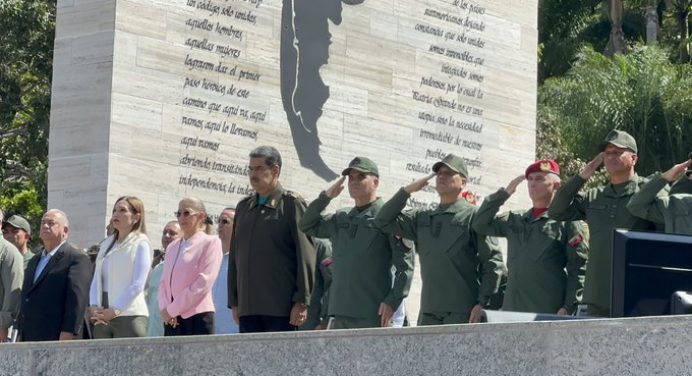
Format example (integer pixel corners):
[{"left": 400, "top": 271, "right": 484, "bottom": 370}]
[{"left": 49, "top": 0, "right": 537, "bottom": 247}]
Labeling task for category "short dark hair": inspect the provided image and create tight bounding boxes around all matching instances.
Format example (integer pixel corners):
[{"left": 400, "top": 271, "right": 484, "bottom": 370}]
[{"left": 249, "top": 146, "right": 282, "bottom": 169}]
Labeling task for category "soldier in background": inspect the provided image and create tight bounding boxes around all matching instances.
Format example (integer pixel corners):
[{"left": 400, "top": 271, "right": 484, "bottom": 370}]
[
  {"left": 2, "top": 215, "right": 34, "bottom": 269},
  {"left": 0, "top": 209, "right": 23, "bottom": 342},
  {"left": 627, "top": 153, "right": 692, "bottom": 235},
  {"left": 374, "top": 154, "right": 505, "bottom": 325},
  {"left": 473, "top": 159, "right": 588, "bottom": 315},
  {"left": 300, "top": 157, "right": 414, "bottom": 329}
]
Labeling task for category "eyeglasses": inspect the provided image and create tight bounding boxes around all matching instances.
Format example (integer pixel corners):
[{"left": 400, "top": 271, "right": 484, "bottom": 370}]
[
  {"left": 174, "top": 210, "right": 198, "bottom": 218},
  {"left": 218, "top": 219, "right": 233, "bottom": 225}
]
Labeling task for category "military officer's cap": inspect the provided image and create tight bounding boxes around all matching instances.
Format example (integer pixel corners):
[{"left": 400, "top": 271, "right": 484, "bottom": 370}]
[
  {"left": 525, "top": 159, "right": 560, "bottom": 178},
  {"left": 432, "top": 154, "right": 468, "bottom": 178},
  {"left": 599, "top": 129, "right": 638, "bottom": 153},
  {"left": 3, "top": 215, "right": 31, "bottom": 235},
  {"left": 342, "top": 156, "right": 379, "bottom": 177}
]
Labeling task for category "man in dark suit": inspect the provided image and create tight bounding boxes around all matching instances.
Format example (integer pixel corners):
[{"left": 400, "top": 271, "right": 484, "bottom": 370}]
[{"left": 18, "top": 209, "right": 92, "bottom": 341}]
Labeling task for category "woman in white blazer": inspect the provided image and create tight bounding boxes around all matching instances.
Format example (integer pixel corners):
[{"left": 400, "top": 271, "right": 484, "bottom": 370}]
[{"left": 88, "top": 196, "right": 152, "bottom": 338}]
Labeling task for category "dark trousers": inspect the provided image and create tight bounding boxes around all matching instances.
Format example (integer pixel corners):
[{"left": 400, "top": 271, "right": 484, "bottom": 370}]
[
  {"left": 239, "top": 315, "right": 295, "bottom": 333},
  {"left": 164, "top": 312, "right": 214, "bottom": 336}
]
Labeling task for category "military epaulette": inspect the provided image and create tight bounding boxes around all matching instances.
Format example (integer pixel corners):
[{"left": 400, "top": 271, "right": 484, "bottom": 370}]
[{"left": 284, "top": 190, "right": 303, "bottom": 199}]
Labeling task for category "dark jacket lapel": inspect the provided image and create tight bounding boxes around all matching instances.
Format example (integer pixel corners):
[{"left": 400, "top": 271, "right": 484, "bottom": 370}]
[
  {"left": 23, "top": 254, "right": 41, "bottom": 292},
  {"left": 30, "top": 245, "right": 66, "bottom": 291}
]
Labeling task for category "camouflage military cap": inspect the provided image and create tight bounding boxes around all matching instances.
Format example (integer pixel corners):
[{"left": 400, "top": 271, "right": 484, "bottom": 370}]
[
  {"left": 432, "top": 154, "right": 468, "bottom": 178},
  {"left": 4, "top": 215, "right": 31, "bottom": 235},
  {"left": 342, "top": 156, "right": 379, "bottom": 177},
  {"left": 599, "top": 129, "right": 637, "bottom": 153}
]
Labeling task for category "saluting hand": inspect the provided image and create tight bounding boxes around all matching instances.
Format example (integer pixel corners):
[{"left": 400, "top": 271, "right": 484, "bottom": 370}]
[
  {"left": 504, "top": 175, "right": 525, "bottom": 195},
  {"left": 325, "top": 176, "right": 346, "bottom": 198},
  {"left": 579, "top": 152, "right": 604, "bottom": 180},
  {"left": 662, "top": 160, "right": 692, "bottom": 183},
  {"left": 404, "top": 173, "right": 435, "bottom": 194}
]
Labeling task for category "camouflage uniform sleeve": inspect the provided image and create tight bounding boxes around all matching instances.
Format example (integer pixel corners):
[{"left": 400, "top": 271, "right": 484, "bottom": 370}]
[
  {"left": 299, "top": 192, "right": 337, "bottom": 239},
  {"left": 288, "top": 194, "right": 317, "bottom": 305},
  {"left": 562, "top": 220, "right": 589, "bottom": 313},
  {"left": 373, "top": 188, "right": 419, "bottom": 241},
  {"left": 472, "top": 188, "right": 512, "bottom": 237},
  {"left": 382, "top": 236, "right": 415, "bottom": 310},
  {"left": 626, "top": 172, "right": 669, "bottom": 224},
  {"left": 548, "top": 175, "right": 588, "bottom": 221},
  {"left": 474, "top": 229, "right": 505, "bottom": 306},
  {"left": 0, "top": 245, "right": 23, "bottom": 330}
]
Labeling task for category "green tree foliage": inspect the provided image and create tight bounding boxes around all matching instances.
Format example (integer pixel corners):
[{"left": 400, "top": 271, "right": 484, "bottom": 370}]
[
  {"left": 538, "top": 45, "right": 692, "bottom": 180},
  {"left": 538, "top": 0, "right": 650, "bottom": 81},
  {"left": 0, "top": 0, "right": 55, "bottom": 240}
]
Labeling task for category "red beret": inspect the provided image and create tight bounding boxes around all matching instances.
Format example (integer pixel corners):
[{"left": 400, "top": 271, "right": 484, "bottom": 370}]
[{"left": 525, "top": 159, "right": 560, "bottom": 178}]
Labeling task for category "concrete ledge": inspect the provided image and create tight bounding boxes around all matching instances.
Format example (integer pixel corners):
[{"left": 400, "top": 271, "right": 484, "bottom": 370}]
[{"left": 3, "top": 316, "right": 692, "bottom": 375}]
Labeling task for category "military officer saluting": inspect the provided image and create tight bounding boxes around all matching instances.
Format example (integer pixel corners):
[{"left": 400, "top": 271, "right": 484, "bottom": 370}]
[
  {"left": 472, "top": 159, "right": 589, "bottom": 315},
  {"left": 374, "top": 154, "right": 505, "bottom": 325},
  {"left": 299, "top": 157, "right": 414, "bottom": 329},
  {"left": 627, "top": 153, "right": 692, "bottom": 235},
  {"left": 548, "top": 130, "right": 663, "bottom": 317}
]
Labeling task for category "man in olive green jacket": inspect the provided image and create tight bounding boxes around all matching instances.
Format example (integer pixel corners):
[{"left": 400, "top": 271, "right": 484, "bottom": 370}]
[
  {"left": 374, "top": 154, "right": 505, "bottom": 325},
  {"left": 229, "top": 146, "right": 316, "bottom": 333},
  {"left": 300, "top": 157, "right": 414, "bottom": 329},
  {"left": 548, "top": 130, "right": 664, "bottom": 317},
  {"left": 627, "top": 155, "right": 692, "bottom": 235},
  {"left": 0, "top": 210, "right": 24, "bottom": 342},
  {"left": 473, "top": 160, "right": 588, "bottom": 315}
]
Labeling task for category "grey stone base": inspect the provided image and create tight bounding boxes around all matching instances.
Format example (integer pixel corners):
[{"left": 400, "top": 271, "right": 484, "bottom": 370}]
[{"left": 3, "top": 316, "right": 692, "bottom": 375}]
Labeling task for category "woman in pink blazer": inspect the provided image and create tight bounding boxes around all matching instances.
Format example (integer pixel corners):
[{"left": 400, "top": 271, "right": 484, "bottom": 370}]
[{"left": 158, "top": 197, "right": 223, "bottom": 335}]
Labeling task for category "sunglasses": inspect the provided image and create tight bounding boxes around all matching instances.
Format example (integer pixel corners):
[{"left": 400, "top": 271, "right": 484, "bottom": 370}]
[{"left": 174, "top": 210, "right": 198, "bottom": 218}]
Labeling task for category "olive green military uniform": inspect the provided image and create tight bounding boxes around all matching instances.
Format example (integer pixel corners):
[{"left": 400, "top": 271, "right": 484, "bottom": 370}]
[
  {"left": 627, "top": 172, "right": 692, "bottom": 236},
  {"left": 299, "top": 193, "right": 414, "bottom": 329},
  {"left": 229, "top": 184, "right": 316, "bottom": 318},
  {"left": 548, "top": 174, "right": 662, "bottom": 317},
  {"left": 473, "top": 188, "right": 589, "bottom": 314},
  {"left": 299, "top": 238, "right": 332, "bottom": 330},
  {"left": 374, "top": 188, "right": 504, "bottom": 325}
]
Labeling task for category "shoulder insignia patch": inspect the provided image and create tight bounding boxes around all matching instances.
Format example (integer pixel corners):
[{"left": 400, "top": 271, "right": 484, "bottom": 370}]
[{"left": 568, "top": 234, "right": 584, "bottom": 248}]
